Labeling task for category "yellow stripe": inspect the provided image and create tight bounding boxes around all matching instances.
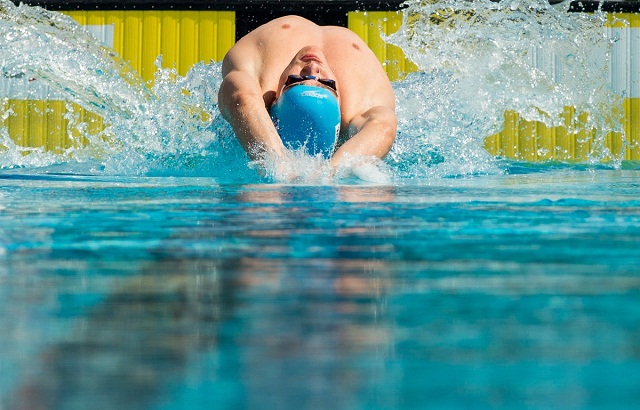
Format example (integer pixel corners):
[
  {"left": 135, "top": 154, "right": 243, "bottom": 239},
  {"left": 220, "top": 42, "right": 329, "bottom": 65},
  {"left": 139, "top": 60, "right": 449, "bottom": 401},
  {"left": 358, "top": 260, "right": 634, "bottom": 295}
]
[
  {"left": 65, "top": 10, "right": 234, "bottom": 83},
  {"left": 348, "top": 11, "right": 417, "bottom": 81},
  {"left": 484, "top": 103, "right": 640, "bottom": 161},
  {"left": 607, "top": 12, "right": 640, "bottom": 28},
  {"left": 348, "top": 10, "right": 640, "bottom": 162},
  {"left": 4, "top": 9, "right": 640, "bottom": 163},
  {"left": 3, "top": 10, "right": 235, "bottom": 152}
]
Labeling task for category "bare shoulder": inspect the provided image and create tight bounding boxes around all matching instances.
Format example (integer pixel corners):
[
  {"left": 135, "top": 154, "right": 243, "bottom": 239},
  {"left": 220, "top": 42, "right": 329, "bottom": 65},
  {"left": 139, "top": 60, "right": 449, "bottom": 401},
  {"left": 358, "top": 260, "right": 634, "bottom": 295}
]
[
  {"left": 322, "top": 26, "right": 384, "bottom": 71},
  {"left": 221, "top": 34, "right": 257, "bottom": 75},
  {"left": 245, "top": 15, "right": 320, "bottom": 41},
  {"left": 268, "top": 15, "right": 318, "bottom": 28},
  {"left": 223, "top": 16, "right": 320, "bottom": 76},
  {"left": 322, "top": 25, "right": 367, "bottom": 42},
  {"left": 321, "top": 27, "right": 395, "bottom": 115}
]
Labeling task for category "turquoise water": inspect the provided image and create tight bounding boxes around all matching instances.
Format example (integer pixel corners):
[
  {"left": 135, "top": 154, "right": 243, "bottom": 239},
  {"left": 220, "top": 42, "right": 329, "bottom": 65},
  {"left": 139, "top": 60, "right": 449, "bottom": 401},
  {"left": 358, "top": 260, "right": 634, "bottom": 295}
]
[
  {"left": 1, "top": 0, "right": 640, "bottom": 408},
  {"left": 1, "top": 165, "right": 640, "bottom": 409}
]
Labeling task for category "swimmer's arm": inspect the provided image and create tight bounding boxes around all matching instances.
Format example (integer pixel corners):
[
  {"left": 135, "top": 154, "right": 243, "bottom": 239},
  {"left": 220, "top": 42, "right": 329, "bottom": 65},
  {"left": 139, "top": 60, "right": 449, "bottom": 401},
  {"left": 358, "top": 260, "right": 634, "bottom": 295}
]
[
  {"left": 218, "top": 70, "right": 286, "bottom": 160},
  {"left": 330, "top": 106, "right": 397, "bottom": 167}
]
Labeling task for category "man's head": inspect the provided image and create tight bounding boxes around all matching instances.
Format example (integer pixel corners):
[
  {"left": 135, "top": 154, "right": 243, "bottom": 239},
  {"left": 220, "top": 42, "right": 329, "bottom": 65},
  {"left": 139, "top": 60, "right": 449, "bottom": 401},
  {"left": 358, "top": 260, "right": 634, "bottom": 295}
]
[
  {"left": 275, "top": 46, "right": 339, "bottom": 97},
  {"left": 269, "top": 47, "right": 341, "bottom": 157}
]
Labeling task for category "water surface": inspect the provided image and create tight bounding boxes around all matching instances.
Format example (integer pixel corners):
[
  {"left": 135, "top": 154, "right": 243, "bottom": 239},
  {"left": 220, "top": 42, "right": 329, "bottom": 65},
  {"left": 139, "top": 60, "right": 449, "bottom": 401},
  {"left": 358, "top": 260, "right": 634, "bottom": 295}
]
[{"left": 1, "top": 166, "right": 639, "bottom": 409}]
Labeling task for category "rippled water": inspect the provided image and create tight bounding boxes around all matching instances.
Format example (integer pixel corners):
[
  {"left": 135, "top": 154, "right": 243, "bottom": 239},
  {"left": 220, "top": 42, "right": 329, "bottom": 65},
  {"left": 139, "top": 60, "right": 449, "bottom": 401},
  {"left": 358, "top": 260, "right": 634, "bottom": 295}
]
[
  {"left": 0, "top": 0, "right": 639, "bottom": 408},
  {"left": 0, "top": 166, "right": 639, "bottom": 409}
]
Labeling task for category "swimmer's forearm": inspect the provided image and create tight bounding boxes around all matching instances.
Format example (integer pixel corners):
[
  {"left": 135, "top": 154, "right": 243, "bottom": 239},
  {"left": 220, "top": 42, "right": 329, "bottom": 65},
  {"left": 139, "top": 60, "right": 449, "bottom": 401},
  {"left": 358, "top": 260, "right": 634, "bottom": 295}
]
[
  {"left": 218, "top": 72, "right": 286, "bottom": 160},
  {"left": 330, "top": 108, "right": 397, "bottom": 167}
]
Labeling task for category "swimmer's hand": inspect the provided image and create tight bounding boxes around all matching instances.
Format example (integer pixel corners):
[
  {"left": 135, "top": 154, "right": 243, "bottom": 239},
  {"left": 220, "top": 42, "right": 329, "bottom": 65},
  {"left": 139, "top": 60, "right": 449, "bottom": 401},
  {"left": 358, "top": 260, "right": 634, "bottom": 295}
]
[
  {"left": 333, "top": 155, "right": 392, "bottom": 184},
  {"left": 253, "top": 151, "right": 390, "bottom": 184},
  {"left": 351, "top": 162, "right": 391, "bottom": 183},
  {"left": 253, "top": 150, "right": 332, "bottom": 183}
]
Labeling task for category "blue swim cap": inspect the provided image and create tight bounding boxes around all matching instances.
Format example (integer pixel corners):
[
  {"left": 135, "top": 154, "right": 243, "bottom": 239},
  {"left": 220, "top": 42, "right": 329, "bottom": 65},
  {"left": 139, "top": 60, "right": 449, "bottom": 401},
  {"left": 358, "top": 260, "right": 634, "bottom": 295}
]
[{"left": 270, "top": 85, "right": 340, "bottom": 158}]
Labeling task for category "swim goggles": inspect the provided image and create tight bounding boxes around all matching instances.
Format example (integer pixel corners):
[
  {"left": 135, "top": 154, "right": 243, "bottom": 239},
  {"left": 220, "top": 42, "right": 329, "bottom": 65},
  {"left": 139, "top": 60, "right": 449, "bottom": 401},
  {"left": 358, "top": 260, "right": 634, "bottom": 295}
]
[{"left": 285, "top": 75, "right": 337, "bottom": 92}]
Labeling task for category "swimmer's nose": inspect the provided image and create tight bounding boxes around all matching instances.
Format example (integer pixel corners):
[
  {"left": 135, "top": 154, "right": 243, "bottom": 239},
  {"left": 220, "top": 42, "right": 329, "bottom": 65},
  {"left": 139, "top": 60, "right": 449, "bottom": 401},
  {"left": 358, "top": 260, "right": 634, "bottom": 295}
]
[{"left": 300, "top": 62, "right": 321, "bottom": 77}]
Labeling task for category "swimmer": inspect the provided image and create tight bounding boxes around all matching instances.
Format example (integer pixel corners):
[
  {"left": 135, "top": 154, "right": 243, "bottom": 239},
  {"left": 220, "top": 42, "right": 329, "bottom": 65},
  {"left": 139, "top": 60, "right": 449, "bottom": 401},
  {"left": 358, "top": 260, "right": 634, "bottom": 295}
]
[{"left": 218, "top": 15, "right": 397, "bottom": 173}]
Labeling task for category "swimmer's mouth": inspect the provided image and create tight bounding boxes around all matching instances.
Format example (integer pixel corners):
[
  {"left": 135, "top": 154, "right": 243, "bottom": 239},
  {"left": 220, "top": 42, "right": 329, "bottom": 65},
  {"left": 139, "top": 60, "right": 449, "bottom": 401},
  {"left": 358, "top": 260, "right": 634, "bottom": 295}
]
[{"left": 300, "top": 54, "right": 321, "bottom": 62}]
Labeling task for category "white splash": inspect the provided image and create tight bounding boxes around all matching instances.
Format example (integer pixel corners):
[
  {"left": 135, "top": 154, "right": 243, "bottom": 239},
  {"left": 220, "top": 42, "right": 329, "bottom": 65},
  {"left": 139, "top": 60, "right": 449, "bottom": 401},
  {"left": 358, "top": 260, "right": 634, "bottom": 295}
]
[
  {"left": 0, "top": 0, "right": 626, "bottom": 182},
  {"left": 386, "top": 0, "right": 622, "bottom": 177}
]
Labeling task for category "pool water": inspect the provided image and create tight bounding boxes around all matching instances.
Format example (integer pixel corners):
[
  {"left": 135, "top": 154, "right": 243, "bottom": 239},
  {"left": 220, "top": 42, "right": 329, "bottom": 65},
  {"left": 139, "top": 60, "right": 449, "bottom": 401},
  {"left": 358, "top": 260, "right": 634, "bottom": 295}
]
[
  {"left": 1, "top": 0, "right": 640, "bottom": 408},
  {"left": 1, "top": 165, "right": 640, "bottom": 409}
]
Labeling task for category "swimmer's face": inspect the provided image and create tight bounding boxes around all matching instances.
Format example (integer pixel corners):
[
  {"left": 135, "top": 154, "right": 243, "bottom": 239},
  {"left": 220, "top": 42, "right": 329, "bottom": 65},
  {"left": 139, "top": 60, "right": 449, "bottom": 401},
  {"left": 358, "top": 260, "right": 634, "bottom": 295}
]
[{"left": 276, "top": 46, "right": 339, "bottom": 100}]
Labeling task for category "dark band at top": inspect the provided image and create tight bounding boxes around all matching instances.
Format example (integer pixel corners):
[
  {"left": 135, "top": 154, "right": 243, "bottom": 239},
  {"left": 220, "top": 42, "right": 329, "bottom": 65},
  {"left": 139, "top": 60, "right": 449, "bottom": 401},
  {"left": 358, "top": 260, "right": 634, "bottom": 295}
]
[
  {"left": 11, "top": 0, "right": 406, "bottom": 11},
  {"left": 11, "top": 1, "right": 640, "bottom": 42},
  {"left": 567, "top": 1, "right": 640, "bottom": 12},
  {"left": 12, "top": 1, "right": 640, "bottom": 12}
]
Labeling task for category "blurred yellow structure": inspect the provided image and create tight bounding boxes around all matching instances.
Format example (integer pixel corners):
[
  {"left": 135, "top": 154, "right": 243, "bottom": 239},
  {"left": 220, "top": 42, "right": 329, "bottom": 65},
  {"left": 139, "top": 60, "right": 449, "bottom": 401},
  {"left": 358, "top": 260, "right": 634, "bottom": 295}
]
[
  {"left": 2, "top": 10, "right": 234, "bottom": 152},
  {"left": 2, "top": 7, "right": 639, "bottom": 161},
  {"left": 351, "top": 10, "right": 640, "bottom": 162}
]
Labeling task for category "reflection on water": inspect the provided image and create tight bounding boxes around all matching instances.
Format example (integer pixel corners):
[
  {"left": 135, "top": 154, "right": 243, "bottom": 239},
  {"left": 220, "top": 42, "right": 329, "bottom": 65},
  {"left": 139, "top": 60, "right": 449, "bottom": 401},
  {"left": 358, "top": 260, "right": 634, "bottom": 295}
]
[
  {"left": 10, "top": 260, "right": 227, "bottom": 410},
  {"left": 1, "top": 171, "right": 640, "bottom": 409},
  {"left": 4, "top": 258, "right": 393, "bottom": 410}
]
